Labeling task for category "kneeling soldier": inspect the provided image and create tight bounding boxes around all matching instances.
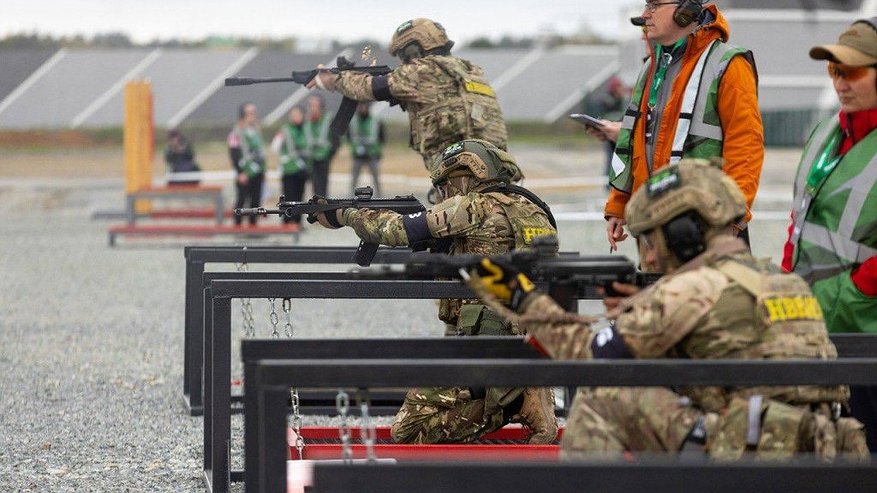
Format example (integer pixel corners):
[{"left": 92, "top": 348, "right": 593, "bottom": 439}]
[
  {"left": 314, "top": 139, "right": 558, "bottom": 444},
  {"left": 468, "top": 159, "right": 868, "bottom": 459}
]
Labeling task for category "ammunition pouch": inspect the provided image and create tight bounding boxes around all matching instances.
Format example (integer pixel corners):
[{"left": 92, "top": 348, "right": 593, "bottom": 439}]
[
  {"left": 705, "top": 396, "right": 869, "bottom": 461},
  {"left": 457, "top": 304, "right": 513, "bottom": 336}
]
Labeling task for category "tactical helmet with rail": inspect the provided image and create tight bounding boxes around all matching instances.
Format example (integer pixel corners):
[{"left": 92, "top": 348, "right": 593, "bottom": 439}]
[{"left": 389, "top": 18, "right": 455, "bottom": 62}]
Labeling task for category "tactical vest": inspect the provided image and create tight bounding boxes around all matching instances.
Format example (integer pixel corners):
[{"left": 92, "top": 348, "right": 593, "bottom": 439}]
[
  {"left": 408, "top": 56, "right": 508, "bottom": 169},
  {"left": 232, "top": 125, "right": 266, "bottom": 177},
  {"left": 609, "top": 40, "right": 755, "bottom": 192},
  {"left": 677, "top": 256, "right": 847, "bottom": 413},
  {"left": 304, "top": 114, "right": 332, "bottom": 161},
  {"left": 349, "top": 114, "right": 381, "bottom": 159},
  {"left": 279, "top": 123, "right": 309, "bottom": 176},
  {"left": 788, "top": 119, "right": 877, "bottom": 333}
]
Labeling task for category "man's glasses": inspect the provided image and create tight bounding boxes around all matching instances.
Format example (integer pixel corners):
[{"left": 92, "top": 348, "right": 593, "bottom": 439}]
[
  {"left": 644, "top": 1, "right": 680, "bottom": 13},
  {"left": 827, "top": 62, "right": 876, "bottom": 82}
]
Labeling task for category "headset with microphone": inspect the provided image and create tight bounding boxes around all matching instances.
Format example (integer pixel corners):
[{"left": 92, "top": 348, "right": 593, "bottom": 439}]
[{"left": 631, "top": 1, "right": 704, "bottom": 28}]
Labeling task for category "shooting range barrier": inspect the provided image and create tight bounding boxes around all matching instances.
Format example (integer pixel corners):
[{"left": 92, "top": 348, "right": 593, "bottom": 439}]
[
  {"left": 183, "top": 245, "right": 433, "bottom": 415},
  {"left": 124, "top": 184, "right": 225, "bottom": 225},
  {"left": 245, "top": 347, "right": 877, "bottom": 493},
  {"left": 203, "top": 269, "right": 594, "bottom": 493}
]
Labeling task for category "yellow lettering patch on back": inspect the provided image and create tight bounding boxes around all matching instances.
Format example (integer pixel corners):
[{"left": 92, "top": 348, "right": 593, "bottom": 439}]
[
  {"left": 522, "top": 228, "right": 554, "bottom": 244},
  {"left": 464, "top": 80, "right": 496, "bottom": 98},
  {"left": 762, "top": 296, "right": 824, "bottom": 322}
]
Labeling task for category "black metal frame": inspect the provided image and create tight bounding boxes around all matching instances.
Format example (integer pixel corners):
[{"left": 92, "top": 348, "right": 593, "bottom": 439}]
[
  {"left": 203, "top": 269, "right": 598, "bottom": 493},
  {"left": 310, "top": 461, "right": 877, "bottom": 493},
  {"left": 182, "top": 245, "right": 420, "bottom": 415},
  {"left": 250, "top": 356, "right": 877, "bottom": 493}
]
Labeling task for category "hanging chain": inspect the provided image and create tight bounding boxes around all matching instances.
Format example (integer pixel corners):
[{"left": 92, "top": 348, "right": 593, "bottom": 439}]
[
  {"left": 358, "top": 390, "right": 377, "bottom": 463},
  {"left": 236, "top": 261, "right": 256, "bottom": 337},
  {"left": 282, "top": 298, "right": 294, "bottom": 338},
  {"left": 282, "top": 297, "right": 304, "bottom": 459},
  {"left": 336, "top": 389, "right": 353, "bottom": 464},
  {"left": 268, "top": 298, "right": 280, "bottom": 338}
]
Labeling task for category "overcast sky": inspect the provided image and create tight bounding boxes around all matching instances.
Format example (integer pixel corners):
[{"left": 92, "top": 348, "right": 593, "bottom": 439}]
[{"left": 3, "top": 0, "right": 643, "bottom": 44}]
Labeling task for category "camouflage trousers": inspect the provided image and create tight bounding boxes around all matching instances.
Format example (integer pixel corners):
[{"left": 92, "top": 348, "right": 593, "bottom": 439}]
[
  {"left": 561, "top": 387, "right": 869, "bottom": 460},
  {"left": 390, "top": 386, "right": 523, "bottom": 444}
]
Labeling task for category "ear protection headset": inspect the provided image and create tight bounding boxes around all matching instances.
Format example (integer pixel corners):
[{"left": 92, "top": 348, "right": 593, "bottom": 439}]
[
  {"left": 673, "top": 0, "right": 703, "bottom": 28},
  {"left": 662, "top": 211, "right": 706, "bottom": 263}
]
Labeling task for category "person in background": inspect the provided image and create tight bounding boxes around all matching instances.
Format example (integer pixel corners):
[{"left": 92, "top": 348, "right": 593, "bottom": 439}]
[
  {"left": 164, "top": 129, "right": 200, "bottom": 186},
  {"left": 592, "top": 76, "right": 629, "bottom": 189},
  {"left": 587, "top": 1, "right": 763, "bottom": 252},
  {"left": 228, "top": 102, "right": 267, "bottom": 226},
  {"left": 782, "top": 17, "right": 877, "bottom": 451},
  {"left": 348, "top": 102, "right": 385, "bottom": 196},
  {"left": 303, "top": 94, "right": 335, "bottom": 197},
  {"left": 272, "top": 106, "right": 310, "bottom": 226}
]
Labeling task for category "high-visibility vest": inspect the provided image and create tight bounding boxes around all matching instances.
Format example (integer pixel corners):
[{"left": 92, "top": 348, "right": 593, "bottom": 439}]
[
  {"left": 349, "top": 114, "right": 381, "bottom": 159},
  {"left": 609, "top": 40, "right": 755, "bottom": 192},
  {"left": 304, "top": 114, "right": 332, "bottom": 161},
  {"left": 789, "top": 118, "right": 877, "bottom": 333}
]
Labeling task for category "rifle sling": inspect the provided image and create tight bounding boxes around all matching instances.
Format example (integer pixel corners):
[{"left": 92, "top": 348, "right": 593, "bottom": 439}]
[{"left": 480, "top": 183, "right": 557, "bottom": 229}]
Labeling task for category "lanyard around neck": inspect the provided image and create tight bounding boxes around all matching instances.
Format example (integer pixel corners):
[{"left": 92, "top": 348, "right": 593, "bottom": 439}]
[
  {"left": 805, "top": 126, "right": 843, "bottom": 194},
  {"left": 648, "top": 38, "right": 686, "bottom": 109}
]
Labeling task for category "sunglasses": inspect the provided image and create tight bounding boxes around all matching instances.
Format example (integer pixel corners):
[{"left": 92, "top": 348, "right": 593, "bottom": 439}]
[
  {"left": 644, "top": 1, "right": 679, "bottom": 13},
  {"left": 827, "top": 62, "right": 876, "bottom": 81}
]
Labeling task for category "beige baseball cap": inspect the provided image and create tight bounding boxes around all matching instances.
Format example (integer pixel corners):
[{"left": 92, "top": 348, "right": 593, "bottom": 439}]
[{"left": 810, "top": 18, "right": 877, "bottom": 66}]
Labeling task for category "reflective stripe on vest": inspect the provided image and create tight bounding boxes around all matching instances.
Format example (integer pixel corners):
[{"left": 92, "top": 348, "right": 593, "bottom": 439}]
[
  {"left": 791, "top": 118, "right": 877, "bottom": 283},
  {"left": 610, "top": 40, "right": 750, "bottom": 193},
  {"left": 305, "top": 115, "right": 331, "bottom": 159},
  {"left": 349, "top": 115, "right": 380, "bottom": 147}
]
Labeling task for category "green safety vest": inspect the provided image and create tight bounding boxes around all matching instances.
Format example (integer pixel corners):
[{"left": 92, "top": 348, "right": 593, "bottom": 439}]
[
  {"left": 349, "top": 114, "right": 381, "bottom": 159},
  {"left": 304, "top": 114, "right": 332, "bottom": 161},
  {"left": 278, "top": 123, "right": 310, "bottom": 176},
  {"left": 609, "top": 40, "right": 755, "bottom": 192},
  {"left": 232, "top": 125, "right": 266, "bottom": 177},
  {"left": 790, "top": 118, "right": 877, "bottom": 333}
]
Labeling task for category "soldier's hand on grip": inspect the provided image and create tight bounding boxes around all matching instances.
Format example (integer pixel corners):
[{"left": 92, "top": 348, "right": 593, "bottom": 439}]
[
  {"left": 470, "top": 258, "right": 536, "bottom": 311},
  {"left": 308, "top": 196, "right": 344, "bottom": 229},
  {"left": 600, "top": 281, "right": 640, "bottom": 312}
]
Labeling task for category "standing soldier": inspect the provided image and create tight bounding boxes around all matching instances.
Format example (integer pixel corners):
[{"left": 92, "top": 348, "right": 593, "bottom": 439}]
[
  {"left": 272, "top": 106, "right": 310, "bottom": 226},
  {"left": 308, "top": 18, "right": 508, "bottom": 174},
  {"left": 304, "top": 94, "right": 335, "bottom": 197},
  {"left": 228, "top": 102, "right": 267, "bottom": 226},
  {"left": 465, "top": 160, "right": 867, "bottom": 459},
  {"left": 348, "top": 102, "right": 385, "bottom": 196},
  {"left": 313, "top": 139, "right": 558, "bottom": 445}
]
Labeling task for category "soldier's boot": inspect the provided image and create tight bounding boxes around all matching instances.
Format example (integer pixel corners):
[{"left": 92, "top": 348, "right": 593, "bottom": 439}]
[{"left": 510, "top": 387, "right": 558, "bottom": 444}]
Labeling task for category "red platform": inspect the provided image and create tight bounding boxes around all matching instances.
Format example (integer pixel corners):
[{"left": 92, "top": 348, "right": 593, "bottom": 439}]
[
  {"left": 149, "top": 208, "right": 236, "bottom": 220},
  {"left": 289, "top": 425, "right": 563, "bottom": 462},
  {"left": 108, "top": 223, "right": 301, "bottom": 246}
]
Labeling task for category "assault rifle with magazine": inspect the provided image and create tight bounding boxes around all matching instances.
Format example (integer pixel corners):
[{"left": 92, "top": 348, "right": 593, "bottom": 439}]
[
  {"left": 225, "top": 55, "right": 393, "bottom": 138},
  {"left": 353, "top": 236, "right": 662, "bottom": 305},
  {"left": 235, "top": 186, "right": 424, "bottom": 266}
]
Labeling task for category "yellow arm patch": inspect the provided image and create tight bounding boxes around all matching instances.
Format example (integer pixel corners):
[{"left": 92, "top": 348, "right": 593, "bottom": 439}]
[{"left": 464, "top": 80, "right": 496, "bottom": 98}]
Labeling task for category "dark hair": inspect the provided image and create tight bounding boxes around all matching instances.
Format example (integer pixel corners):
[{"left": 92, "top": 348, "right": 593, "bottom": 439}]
[{"left": 238, "top": 102, "right": 254, "bottom": 119}]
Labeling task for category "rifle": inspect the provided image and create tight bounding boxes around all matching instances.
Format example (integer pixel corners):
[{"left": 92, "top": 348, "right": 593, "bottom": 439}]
[
  {"left": 235, "top": 186, "right": 425, "bottom": 267},
  {"left": 353, "top": 236, "right": 662, "bottom": 307},
  {"left": 225, "top": 56, "right": 393, "bottom": 139}
]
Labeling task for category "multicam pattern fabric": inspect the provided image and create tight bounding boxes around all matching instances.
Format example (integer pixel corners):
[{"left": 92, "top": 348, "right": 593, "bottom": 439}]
[
  {"left": 340, "top": 190, "right": 556, "bottom": 443},
  {"left": 520, "top": 247, "right": 857, "bottom": 456},
  {"left": 336, "top": 55, "right": 507, "bottom": 172}
]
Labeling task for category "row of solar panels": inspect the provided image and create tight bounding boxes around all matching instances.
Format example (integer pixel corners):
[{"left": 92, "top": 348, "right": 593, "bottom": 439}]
[{"left": 0, "top": 12, "right": 861, "bottom": 129}]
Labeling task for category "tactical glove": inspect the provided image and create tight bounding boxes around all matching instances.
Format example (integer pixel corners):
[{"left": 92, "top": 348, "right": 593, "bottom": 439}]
[
  {"left": 308, "top": 196, "right": 345, "bottom": 229},
  {"left": 471, "top": 258, "right": 536, "bottom": 311}
]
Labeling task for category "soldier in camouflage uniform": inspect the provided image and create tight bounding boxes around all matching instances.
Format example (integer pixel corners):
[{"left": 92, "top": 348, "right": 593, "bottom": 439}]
[
  {"left": 314, "top": 139, "right": 558, "bottom": 444},
  {"left": 308, "top": 18, "right": 508, "bottom": 173},
  {"left": 467, "top": 159, "right": 868, "bottom": 459}
]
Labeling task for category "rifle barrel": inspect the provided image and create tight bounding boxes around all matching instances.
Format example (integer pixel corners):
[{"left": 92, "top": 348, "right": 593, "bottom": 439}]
[{"left": 225, "top": 77, "right": 297, "bottom": 86}]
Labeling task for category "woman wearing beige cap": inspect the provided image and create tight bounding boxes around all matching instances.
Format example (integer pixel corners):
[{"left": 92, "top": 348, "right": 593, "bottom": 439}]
[{"left": 782, "top": 17, "right": 877, "bottom": 451}]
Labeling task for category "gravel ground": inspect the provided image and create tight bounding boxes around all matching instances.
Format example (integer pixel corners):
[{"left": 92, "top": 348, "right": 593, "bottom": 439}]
[{"left": 0, "top": 145, "right": 801, "bottom": 492}]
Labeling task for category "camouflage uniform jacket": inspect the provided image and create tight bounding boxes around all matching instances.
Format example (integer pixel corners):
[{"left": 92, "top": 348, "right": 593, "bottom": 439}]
[
  {"left": 521, "top": 240, "right": 848, "bottom": 413},
  {"left": 335, "top": 55, "right": 508, "bottom": 172},
  {"left": 340, "top": 190, "right": 555, "bottom": 325}
]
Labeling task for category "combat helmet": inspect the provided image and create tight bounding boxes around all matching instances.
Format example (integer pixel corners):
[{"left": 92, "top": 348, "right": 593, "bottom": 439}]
[
  {"left": 625, "top": 159, "right": 746, "bottom": 263},
  {"left": 430, "top": 139, "right": 522, "bottom": 188},
  {"left": 389, "top": 18, "right": 454, "bottom": 62}
]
